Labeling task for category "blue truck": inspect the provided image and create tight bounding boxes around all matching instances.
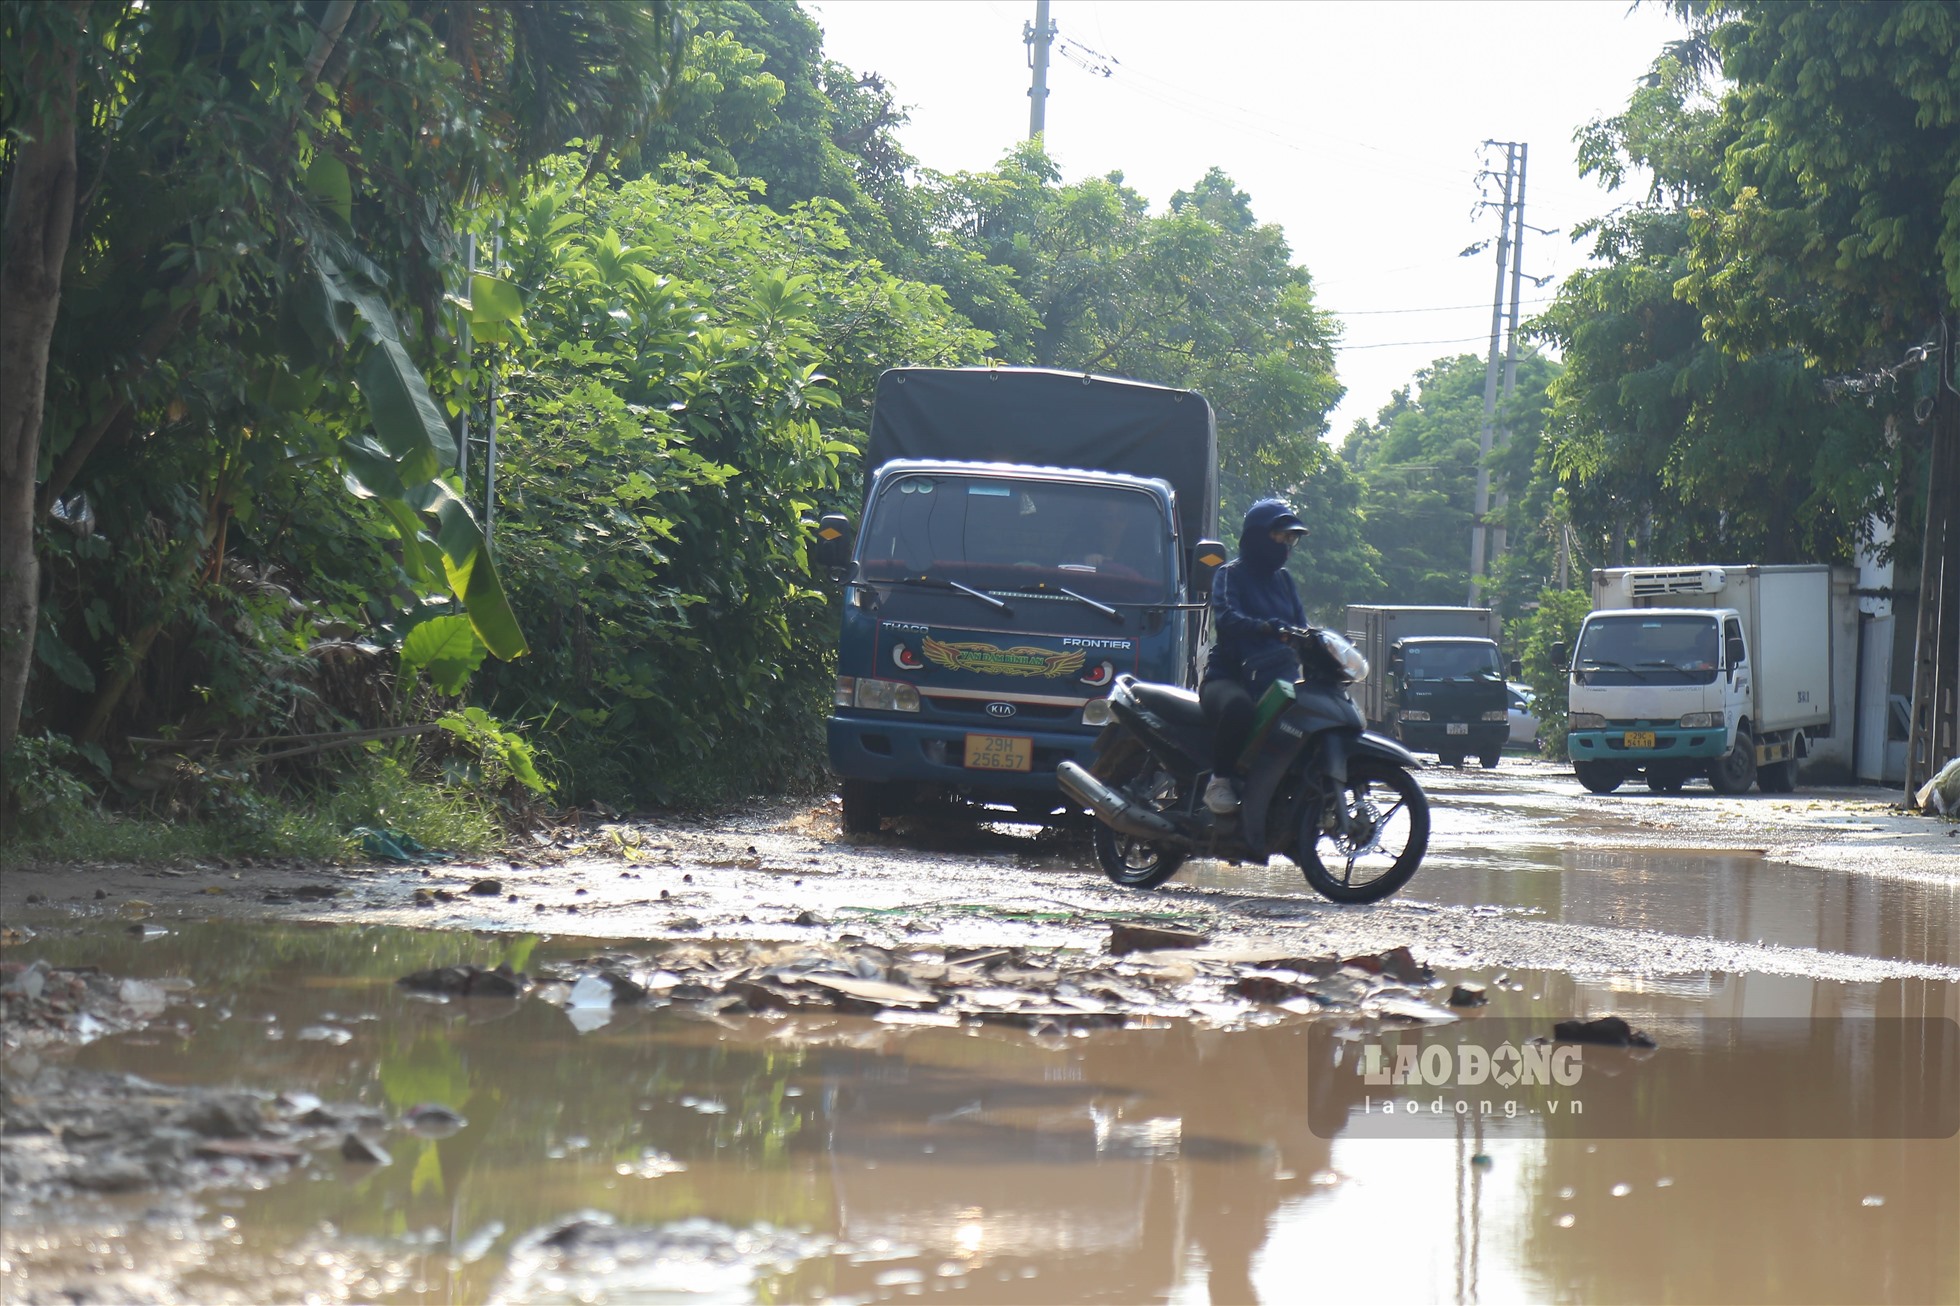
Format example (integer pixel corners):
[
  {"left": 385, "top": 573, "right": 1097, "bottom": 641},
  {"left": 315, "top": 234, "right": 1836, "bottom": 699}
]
[{"left": 816, "top": 367, "right": 1222, "bottom": 833}]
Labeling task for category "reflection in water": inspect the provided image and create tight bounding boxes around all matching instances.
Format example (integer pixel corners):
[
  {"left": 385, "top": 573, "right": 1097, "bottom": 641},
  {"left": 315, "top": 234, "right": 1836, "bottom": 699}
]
[{"left": 0, "top": 922, "right": 1955, "bottom": 1304}]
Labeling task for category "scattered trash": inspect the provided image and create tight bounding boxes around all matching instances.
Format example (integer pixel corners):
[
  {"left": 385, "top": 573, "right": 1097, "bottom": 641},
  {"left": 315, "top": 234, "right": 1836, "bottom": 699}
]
[
  {"left": 1109, "top": 924, "right": 1206, "bottom": 956},
  {"left": 404, "top": 1104, "right": 468, "bottom": 1138},
  {"left": 1912, "top": 756, "right": 1960, "bottom": 815},
  {"left": 1552, "top": 1015, "right": 1656, "bottom": 1047},
  {"left": 470, "top": 878, "right": 504, "bottom": 895},
  {"left": 396, "top": 963, "right": 527, "bottom": 998},
  {"left": 339, "top": 1133, "right": 392, "bottom": 1165},
  {"left": 352, "top": 827, "right": 450, "bottom": 864},
  {"left": 1448, "top": 982, "right": 1488, "bottom": 1007}
]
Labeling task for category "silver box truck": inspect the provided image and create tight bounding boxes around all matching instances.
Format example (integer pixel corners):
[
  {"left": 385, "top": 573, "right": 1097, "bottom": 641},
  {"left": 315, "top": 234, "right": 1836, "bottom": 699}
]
[{"left": 1560, "top": 564, "right": 1854, "bottom": 795}]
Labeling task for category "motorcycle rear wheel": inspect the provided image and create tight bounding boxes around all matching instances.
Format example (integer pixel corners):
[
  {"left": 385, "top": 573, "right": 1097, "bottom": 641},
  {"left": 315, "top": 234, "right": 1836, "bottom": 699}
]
[
  {"left": 1293, "top": 759, "right": 1429, "bottom": 903},
  {"left": 1092, "top": 769, "right": 1188, "bottom": 888},
  {"left": 1093, "top": 824, "right": 1188, "bottom": 888}
]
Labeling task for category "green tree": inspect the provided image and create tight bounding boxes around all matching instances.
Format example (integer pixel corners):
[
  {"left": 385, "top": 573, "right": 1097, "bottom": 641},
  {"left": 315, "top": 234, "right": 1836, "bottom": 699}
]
[
  {"left": 0, "top": 1, "right": 682, "bottom": 769},
  {"left": 477, "top": 166, "right": 988, "bottom": 804},
  {"left": 1340, "top": 351, "right": 1559, "bottom": 609}
]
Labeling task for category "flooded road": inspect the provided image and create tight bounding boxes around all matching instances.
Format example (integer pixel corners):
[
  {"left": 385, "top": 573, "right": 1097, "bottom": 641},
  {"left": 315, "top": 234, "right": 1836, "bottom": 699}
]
[{"left": 4, "top": 762, "right": 1958, "bottom": 1303}]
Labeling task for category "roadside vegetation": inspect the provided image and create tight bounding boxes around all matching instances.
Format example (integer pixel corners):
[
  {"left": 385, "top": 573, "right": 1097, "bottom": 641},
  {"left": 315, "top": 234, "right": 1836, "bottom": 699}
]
[{"left": 3, "top": 1, "right": 1953, "bottom": 859}]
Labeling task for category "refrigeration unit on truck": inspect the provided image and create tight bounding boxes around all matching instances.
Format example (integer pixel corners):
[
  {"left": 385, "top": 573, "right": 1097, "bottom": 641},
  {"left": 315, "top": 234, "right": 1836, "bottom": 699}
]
[
  {"left": 1345, "top": 605, "right": 1517, "bottom": 767},
  {"left": 1555, "top": 564, "right": 1851, "bottom": 795},
  {"left": 814, "top": 367, "right": 1222, "bottom": 833}
]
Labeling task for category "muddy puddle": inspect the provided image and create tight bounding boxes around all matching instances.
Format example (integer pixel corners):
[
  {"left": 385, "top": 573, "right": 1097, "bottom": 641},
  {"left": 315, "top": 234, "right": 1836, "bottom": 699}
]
[{"left": 3, "top": 920, "right": 1956, "bottom": 1304}]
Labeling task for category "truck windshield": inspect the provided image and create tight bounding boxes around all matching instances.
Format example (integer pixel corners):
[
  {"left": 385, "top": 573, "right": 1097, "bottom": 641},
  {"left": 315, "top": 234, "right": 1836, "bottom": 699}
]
[
  {"left": 1402, "top": 642, "right": 1501, "bottom": 680},
  {"left": 857, "top": 474, "right": 1172, "bottom": 603},
  {"left": 1576, "top": 614, "right": 1722, "bottom": 685}
]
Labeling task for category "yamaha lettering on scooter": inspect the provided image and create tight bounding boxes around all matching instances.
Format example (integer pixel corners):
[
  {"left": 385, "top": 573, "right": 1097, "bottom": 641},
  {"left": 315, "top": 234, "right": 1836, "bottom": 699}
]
[{"left": 1057, "top": 626, "right": 1430, "bottom": 903}]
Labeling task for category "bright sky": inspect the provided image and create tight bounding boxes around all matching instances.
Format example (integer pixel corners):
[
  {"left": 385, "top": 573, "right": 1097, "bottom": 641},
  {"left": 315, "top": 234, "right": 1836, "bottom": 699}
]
[{"left": 808, "top": 0, "right": 1687, "bottom": 442}]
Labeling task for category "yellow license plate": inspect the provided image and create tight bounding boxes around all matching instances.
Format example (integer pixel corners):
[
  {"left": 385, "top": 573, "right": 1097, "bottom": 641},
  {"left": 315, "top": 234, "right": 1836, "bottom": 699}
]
[
  {"left": 1623, "top": 730, "right": 1657, "bottom": 748},
  {"left": 964, "top": 733, "right": 1033, "bottom": 772}
]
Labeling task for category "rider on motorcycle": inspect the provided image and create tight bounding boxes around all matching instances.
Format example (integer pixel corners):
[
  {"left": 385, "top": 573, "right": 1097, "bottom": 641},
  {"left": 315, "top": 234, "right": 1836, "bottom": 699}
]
[{"left": 1201, "top": 498, "right": 1310, "bottom": 814}]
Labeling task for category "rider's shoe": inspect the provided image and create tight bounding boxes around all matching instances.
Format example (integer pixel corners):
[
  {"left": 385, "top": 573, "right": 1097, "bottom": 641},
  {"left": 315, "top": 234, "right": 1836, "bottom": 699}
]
[{"left": 1203, "top": 775, "right": 1241, "bottom": 815}]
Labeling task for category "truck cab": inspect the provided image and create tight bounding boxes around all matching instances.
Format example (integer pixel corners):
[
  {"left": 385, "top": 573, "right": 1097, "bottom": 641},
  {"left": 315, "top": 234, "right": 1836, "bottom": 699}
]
[
  {"left": 827, "top": 461, "right": 1200, "bottom": 830},
  {"left": 1385, "top": 635, "right": 1511, "bottom": 766},
  {"left": 1564, "top": 606, "right": 1746, "bottom": 793}
]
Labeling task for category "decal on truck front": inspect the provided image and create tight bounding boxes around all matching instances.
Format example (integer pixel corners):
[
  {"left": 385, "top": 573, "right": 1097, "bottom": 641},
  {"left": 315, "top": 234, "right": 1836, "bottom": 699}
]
[{"left": 922, "top": 637, "right": 1087, "bottom": 679}]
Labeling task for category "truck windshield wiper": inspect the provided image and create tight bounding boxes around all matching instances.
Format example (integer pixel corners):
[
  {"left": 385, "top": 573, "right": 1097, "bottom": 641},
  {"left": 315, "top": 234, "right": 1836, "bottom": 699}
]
[
  {"left": 1044, "top": 584, "right": 1123, "bottom": 623},
  {"left": 1579, "top": 657, "right": 1649, "bottom": 681},
  {"left": 889, "top": 574, "right": 1013, "bottom": 614}
]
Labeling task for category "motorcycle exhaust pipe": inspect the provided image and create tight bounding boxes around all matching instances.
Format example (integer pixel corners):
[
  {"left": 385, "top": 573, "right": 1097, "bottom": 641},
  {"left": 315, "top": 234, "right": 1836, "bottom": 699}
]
[{"left": 1057, "top": 761, "right": 1181, "bottom": 840}]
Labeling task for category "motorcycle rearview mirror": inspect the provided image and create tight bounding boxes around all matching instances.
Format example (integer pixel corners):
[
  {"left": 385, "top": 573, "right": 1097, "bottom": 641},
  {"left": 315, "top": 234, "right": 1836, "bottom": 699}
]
[
  {"left": 1189, "top": 540, "right": 1227, "bottom": 597},
  {"left": 811, "top": 513, "right": 854, "bottom": 570},
  {"left": 1550, "top": 641, "right": 1568, "bottom": 669}
]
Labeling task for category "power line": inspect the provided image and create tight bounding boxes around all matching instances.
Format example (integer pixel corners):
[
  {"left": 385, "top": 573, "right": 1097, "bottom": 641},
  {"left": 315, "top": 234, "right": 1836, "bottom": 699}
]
[
  {"left": 1335, "top": 334, "right": 1493, "bottom": 352},
  {"left": 1329, "top": 296, "right": 1556, "bottom": 317}
]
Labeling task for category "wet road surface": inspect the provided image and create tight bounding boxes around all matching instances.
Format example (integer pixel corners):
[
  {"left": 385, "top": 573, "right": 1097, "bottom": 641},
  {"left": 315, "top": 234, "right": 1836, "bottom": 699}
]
[{"left": 3, "top": 761, "right": 1957, "bottom": 1303}]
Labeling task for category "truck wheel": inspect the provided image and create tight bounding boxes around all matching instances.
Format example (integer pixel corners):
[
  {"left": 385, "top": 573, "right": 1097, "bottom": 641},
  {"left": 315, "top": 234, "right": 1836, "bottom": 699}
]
[
  {"left": 1708, "top": 728, "right": 1758, "bottom": 795},
  {"left": 1439, "top": 752, "right": 1465, "bottom": 768},
  {"left": 1758, "top": 758, "right": 1798, "bottom": 793},
  {"left": 1573, "top": 761, "right": 1625, "bottom": 794},
  {"left": 1479, "top": 752, "right": 1501, "bottom": 769},
  {"left": 840, "top": 780, "right": 887, "bottom": 835}
]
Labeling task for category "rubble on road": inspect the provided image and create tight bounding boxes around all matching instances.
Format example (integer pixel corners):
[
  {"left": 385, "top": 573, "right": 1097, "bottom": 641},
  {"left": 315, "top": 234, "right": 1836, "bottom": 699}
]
[{"left": 518, "top": 938, "right": 1461, "bottom": 1032}]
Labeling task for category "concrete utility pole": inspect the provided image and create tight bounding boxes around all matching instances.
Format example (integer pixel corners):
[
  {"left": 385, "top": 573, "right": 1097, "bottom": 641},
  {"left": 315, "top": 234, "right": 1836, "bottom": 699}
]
[
  {"left": 1025, "top": 0, "right": 1056, "bottom": 140},
  {"left": 1469, "top": 142, "right": 1518, "bottom": 604},
  {"left": 1491, "top": 143, "right": 1528, "bottom": 568}
]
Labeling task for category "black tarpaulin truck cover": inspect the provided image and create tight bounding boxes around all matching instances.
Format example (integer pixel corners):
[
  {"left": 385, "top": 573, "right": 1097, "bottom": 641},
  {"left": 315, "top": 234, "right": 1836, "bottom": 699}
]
[{"left": 864, "top": 367, "right": 1218, "bottom": 543}]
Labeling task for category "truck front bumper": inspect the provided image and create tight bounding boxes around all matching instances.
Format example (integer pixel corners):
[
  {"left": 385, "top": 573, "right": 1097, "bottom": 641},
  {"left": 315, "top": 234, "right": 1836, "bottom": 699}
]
[
  {"left": 1397, "top": 722, "right": 1508, "bottom": 755},
  {"left": 828, "top": 713, "right": 1097, "bottom": 799},
  {"left": 1568, "top": 725, "right": 1726, "bottom": 763}
]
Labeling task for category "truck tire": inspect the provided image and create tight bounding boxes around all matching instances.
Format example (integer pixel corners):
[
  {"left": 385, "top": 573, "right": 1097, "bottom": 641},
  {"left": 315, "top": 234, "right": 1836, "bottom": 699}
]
[
  {"left": 840, "top": 780, "right": 888, "bottom": 834},
  {"left": 1708, "top": 728, "right": 1758, "bottom": 795},
  {"left": 1573, "top": 761, "right": 1626, "bottom": 794},
  {"left": 1479, "top": 752, "right": 1501, "bottom": 768},
  {"left": 1758, "top": 757, "right": 1798, "bottom": 793},
  {"left": 1439, "top": 751, "right": 1465, "bottom": 768}
]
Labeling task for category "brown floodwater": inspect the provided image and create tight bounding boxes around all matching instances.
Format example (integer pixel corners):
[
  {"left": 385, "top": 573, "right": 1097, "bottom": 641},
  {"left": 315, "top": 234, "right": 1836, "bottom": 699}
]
[{"left": 2, "top": 921, "right": 1956, "bottom": 1305}]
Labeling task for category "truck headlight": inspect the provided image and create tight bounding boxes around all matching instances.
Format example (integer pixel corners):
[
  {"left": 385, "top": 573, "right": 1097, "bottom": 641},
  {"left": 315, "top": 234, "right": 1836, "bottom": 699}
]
[
  {"left": 1399, "top": 709, "right": 1430, "bottom": 722},
  {"left": 1481, "top": 710, "right": 1509, "bottom": 722},
  {"left": 1569, "top": 712, "right": 1607, "bottom": 730},
  {"left": 854, "top": 678, "right": 920, "bottom": 712},
  {"left": 1082, "top": 698, "right": 1113, "bottom": 726},
  {"left": 1677, "top": 712, "right": 1721, "bottom": 729}
]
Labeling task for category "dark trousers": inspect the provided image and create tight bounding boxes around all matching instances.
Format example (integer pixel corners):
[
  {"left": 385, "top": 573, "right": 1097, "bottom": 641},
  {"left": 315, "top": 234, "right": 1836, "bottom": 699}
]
[{"left": 1201, "top": 678, "right": 1255, "bottom": 775}]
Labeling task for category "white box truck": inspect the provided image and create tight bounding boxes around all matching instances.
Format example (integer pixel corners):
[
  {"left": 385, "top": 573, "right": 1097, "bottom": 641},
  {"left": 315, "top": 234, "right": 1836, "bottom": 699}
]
[
  {"left": 1346, "top": 605, "right": 1515, "bottom": 767},
  {"left": 1556, "top": 565, "right": 1852, "bottom": 795}
]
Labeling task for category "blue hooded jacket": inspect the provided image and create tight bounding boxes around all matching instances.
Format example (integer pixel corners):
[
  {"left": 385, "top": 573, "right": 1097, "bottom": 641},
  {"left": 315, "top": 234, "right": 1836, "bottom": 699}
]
[{"left": 1204, "top": 499, "right": 1307, "bottom": 685}]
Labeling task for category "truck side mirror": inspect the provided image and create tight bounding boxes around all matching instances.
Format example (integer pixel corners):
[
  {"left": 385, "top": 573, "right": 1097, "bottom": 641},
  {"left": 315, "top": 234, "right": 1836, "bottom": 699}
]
[
  {"left": 1551, "top": 641, "right": 1568, "bottom": 669},
  {"left": 811, "top": 513, "right": 854, "bottom": 570},
  {"left": 1189, "top": 540, "right": 1227, "bottom": 597},
  {"left": 1725, "top": 637, "right": 1745, "bottom": 668},
  {"left": 1509, "top": 658, "right": 1522, "bottom": 680}
]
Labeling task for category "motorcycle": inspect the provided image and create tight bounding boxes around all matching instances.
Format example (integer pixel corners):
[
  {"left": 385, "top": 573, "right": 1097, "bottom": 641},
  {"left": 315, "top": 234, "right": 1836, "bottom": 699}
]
[{"left": 1057, "top": 625, "right": 1430, "bottom": 903}]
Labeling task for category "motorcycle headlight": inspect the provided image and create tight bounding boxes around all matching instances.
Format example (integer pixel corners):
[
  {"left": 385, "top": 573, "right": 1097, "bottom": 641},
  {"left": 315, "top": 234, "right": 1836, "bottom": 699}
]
[
  {"left": 1678, "top": 711, "right": 1721, "bottom": 729},
  {"left": 1317, "top": 630, "right": 1370, "bottom": 683},
  {"left": 1081, "top": 697, "right": 1113, "bottom": 726},
  {"left": 854, "top": 677, "right": 920, "bottom": 712},
  {"left": 1569, "top": 712, "right": 1607, "bottom": 730}
]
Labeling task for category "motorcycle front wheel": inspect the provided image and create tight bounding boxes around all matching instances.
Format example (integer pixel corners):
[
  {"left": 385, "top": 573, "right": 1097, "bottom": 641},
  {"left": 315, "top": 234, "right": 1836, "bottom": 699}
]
[{"left": 1293, "top": 759, "right": 1429, "bottom": 903}]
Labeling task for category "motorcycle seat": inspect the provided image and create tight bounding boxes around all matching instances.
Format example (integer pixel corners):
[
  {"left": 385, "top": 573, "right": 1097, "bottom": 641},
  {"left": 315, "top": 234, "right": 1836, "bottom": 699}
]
[{"left": 1127, "top": 681, "right": 1207, "bottom": 733}]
